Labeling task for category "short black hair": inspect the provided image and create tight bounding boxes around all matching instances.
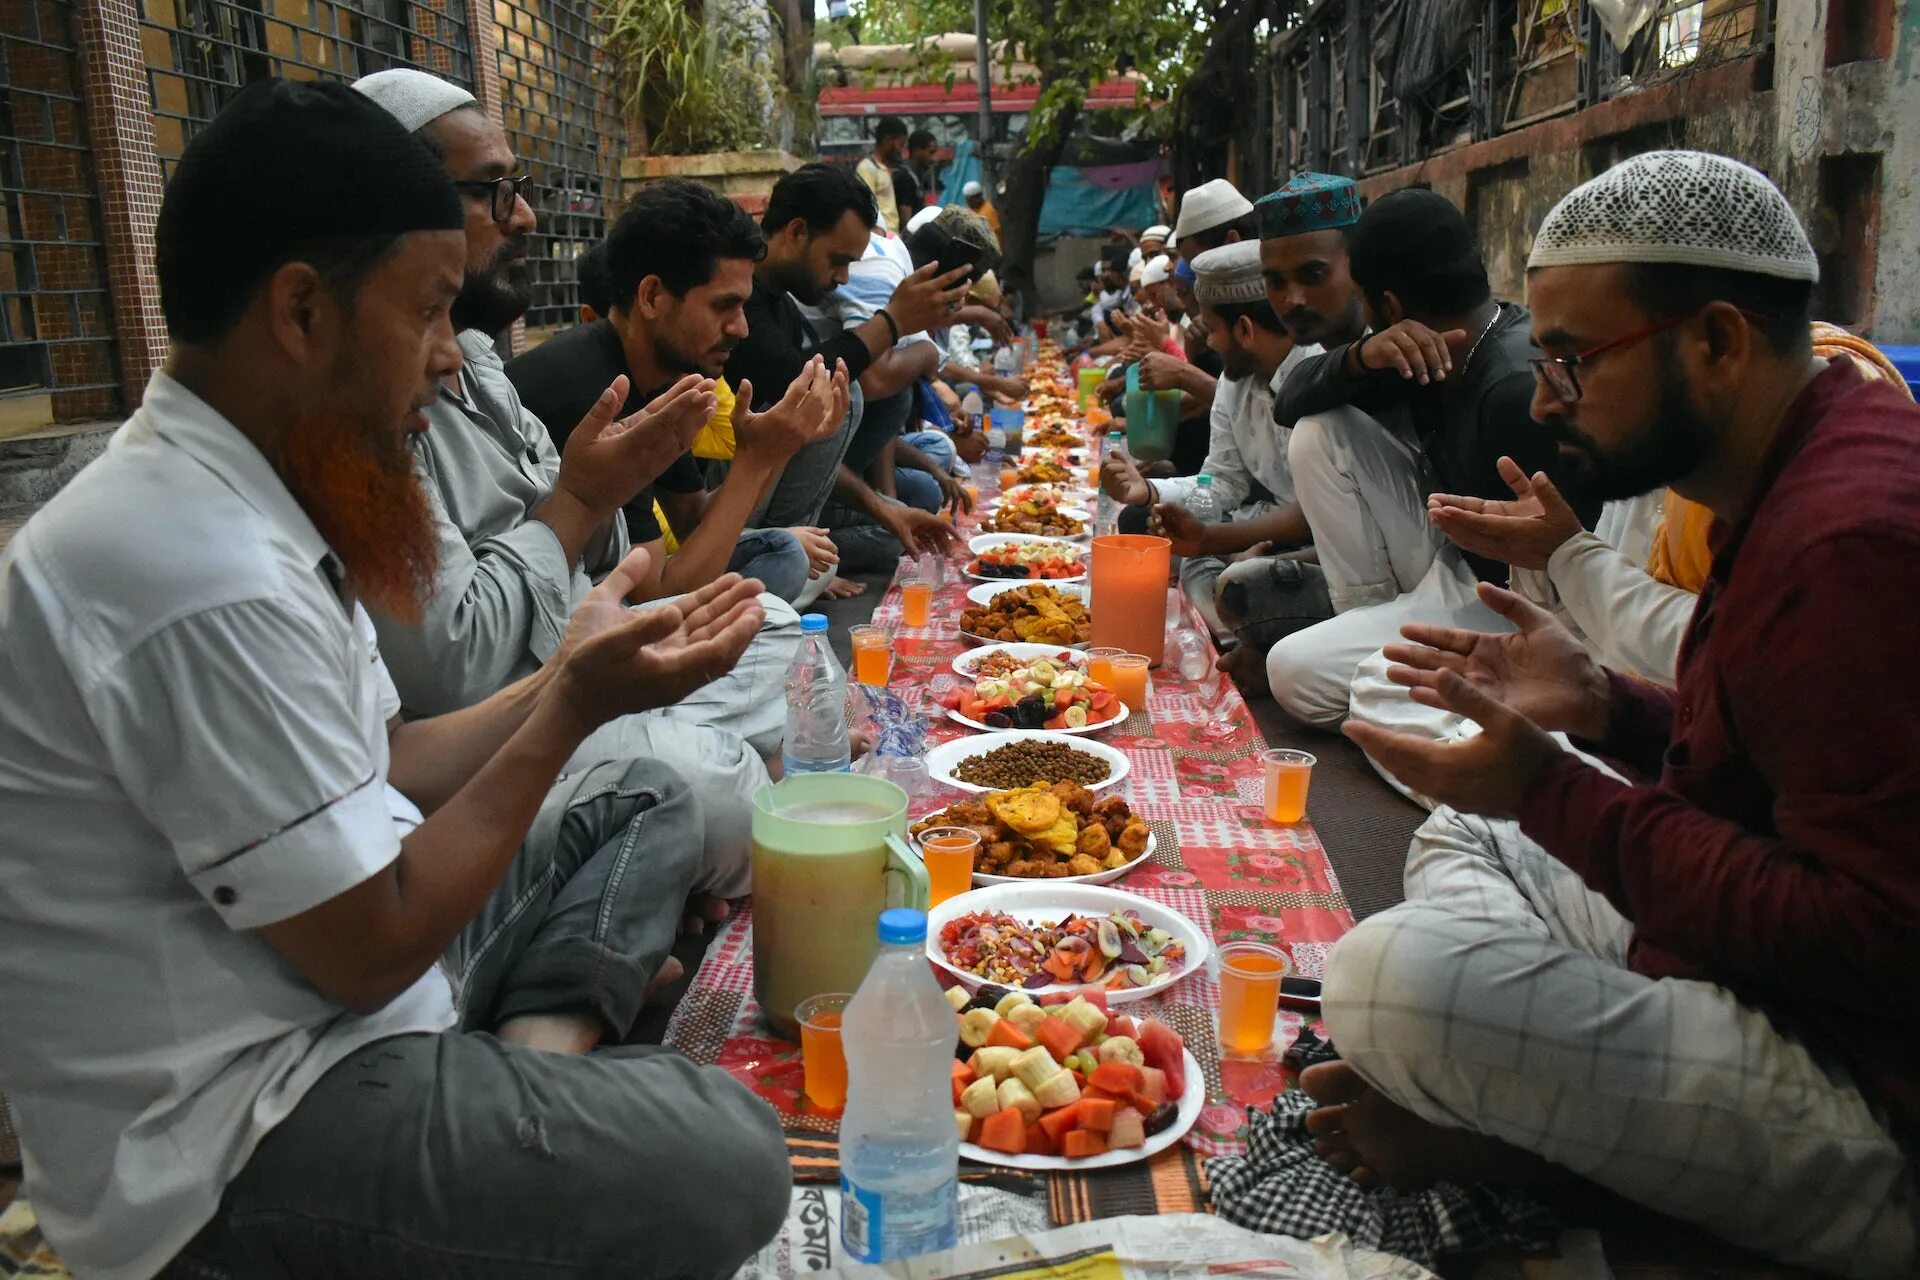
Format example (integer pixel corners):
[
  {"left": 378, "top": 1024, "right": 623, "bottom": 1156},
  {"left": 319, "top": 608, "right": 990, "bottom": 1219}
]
[
  {"left": 764, "top": 162, "right": 878, "bottom": 237},
  {"left": 1620, "top": 262, "right": 1813, "bottom": 353},
  {"left": 608, "top": 178, "right": 765, "bottom": 307},
  {"left": 575, "top": 240, "right": 614, "bottom": 317},
  {"left": 1348, "top": 187, "right": 1491, "bottom": 317},
  {"left": 1184, "top": 212, "right": 1257, "bottom": 253},
  {"left": 874, "top": 116, "right": 909, "bottom": 144},
  {"left": 907, "top": 128, "right": 937, "bottom": 151},
  {"left": 1207, "top": 296, "right": 1287, "bottom": 337}
]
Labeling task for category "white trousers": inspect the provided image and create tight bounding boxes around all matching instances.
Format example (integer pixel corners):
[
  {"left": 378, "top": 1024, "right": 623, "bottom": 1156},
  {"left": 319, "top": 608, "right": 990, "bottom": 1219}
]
[
  {"left": 565, "top": 593, "right": 800, "bottom": 898},
  {"left": 1324, "top": 805, "right": 1920, "bottom": 1278}
]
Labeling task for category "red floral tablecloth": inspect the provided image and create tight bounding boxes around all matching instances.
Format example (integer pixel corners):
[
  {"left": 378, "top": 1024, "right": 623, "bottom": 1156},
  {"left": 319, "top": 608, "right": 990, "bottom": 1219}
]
[{"left": 663, "top": 460, "right": 1357, "bottom": 1158}]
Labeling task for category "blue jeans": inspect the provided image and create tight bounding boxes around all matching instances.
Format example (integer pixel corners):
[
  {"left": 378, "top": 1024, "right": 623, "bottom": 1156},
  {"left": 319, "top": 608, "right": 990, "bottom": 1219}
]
[
  {"left": 892, "top": 429, "right": 957, "bottom": 513},
  {"left": 728, "top": 527, "right": 810, "bottom": 603}
]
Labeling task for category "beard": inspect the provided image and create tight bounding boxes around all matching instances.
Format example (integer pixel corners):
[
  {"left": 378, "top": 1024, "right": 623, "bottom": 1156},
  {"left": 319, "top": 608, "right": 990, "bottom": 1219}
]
[
  {"left": 450, "top": 237, "right": 532, "bottom": 336},
  {"left": 1550, "top": 346, "right": 1712, "bottom": 503},
  {"left": 652, "top": 330, "right": 734, "bottom": 379},
  {"left": 274, "top": 375, "right": 440, "bottom": 626}
]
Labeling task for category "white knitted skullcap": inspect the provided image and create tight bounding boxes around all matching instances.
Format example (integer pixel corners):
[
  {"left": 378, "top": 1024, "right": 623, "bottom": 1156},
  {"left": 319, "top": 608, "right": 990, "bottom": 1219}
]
[
  {"left": 1174, "top": 178, "right": 1254, "bottom": 241},
  {"left": 1140, "top": 225, "right": 1171, "bottom": 244},
  {"left": 1191, "top": 241, "right": 1266, "bottom": 304},
  {"left": 1140, "top": 254, "right": 1173, "bottom": 287},
  {"left": 1528, "top": 150, "right": 1818, "bottom": 282},
  {"left": 353, "top": 68, "right": 478, "bottom": 134},
  {"left": 963, "top": 180, "right": 983, "bottom": 198}
]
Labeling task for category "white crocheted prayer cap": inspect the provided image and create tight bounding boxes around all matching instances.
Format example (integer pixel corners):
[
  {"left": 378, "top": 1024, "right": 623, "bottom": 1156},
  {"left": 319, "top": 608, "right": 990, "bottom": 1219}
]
[
  {"left": 1191, "top": 241, "right": 1266, "bottom": 304},
  {"left": 1174, "top": 178, "right": 1253, "bottom": 241},
  {"left": 1529, "top": 150, "right": 1818, "bottom": 282},
  {"left": 353, "top": 68, "right": 477, "bottom": 133},
  {"left": 1140, "top": 254, "right": 1173, "bottom": 287},
  {"left": 962, "top": 180, "right": 983, "bottom": 198},
  {"left": 1140, "top": 224, "right": 1171, "bottom": 244}
]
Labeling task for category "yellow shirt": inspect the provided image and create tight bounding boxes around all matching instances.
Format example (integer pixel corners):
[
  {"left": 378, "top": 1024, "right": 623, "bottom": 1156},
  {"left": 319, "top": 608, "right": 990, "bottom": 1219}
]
[
  {"left": 655, "top": 378, "right": 737, "bottom": 553},
  {"left": 857, "top": 157, "right": 898, "bottom": 233},
  {"left": 978, "top": 201, "right": 1002, "bottom": 237}
]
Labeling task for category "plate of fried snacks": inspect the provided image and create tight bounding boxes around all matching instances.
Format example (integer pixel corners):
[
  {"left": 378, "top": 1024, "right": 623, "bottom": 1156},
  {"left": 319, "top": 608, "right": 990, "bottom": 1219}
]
[{"left": 911, "top": 783, "right": 1154, "bottom": 886}]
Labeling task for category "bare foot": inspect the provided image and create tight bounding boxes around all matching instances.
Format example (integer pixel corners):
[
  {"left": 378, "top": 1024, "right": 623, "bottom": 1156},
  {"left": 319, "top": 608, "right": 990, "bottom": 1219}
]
[
  {"left": 1218, "top": 642, "right": 1271, "bottom": 699},
  {"left": 822, "top": 577, "right": 867, "bottom": 599},
  {"left": 1300, "top": 1060, "right": 1565, "bottom": 1191},
  {"left": 680, "top": 893, "right": 732, "bottom": 936},
  {"left": 643, "top": 955, "right": 686, "bottom": 1003}
]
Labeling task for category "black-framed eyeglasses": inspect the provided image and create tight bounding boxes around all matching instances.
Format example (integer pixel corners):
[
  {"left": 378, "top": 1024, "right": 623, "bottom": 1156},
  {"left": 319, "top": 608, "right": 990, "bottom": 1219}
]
[{"left": 453, "top": 173, "right": 533, "bottom": 223}]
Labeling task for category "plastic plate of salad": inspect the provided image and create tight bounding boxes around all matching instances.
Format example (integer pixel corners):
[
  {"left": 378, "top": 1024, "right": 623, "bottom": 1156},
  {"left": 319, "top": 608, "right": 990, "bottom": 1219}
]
[
  {"left": 937, "top": 649, "right": 1127, "bottom": 735},
  {"left": 944, "top": 982, "right": 1204, "bottom": 1169},
  {"left": 926, "top": 883, "right": 1209, "bottom": 1005},
  {"left": 965, "top": 534, "right": 1087, "bottom": 583}
]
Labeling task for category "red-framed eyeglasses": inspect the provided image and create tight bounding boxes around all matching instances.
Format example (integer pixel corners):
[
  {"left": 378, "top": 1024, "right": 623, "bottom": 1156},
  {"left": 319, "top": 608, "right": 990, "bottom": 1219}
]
[{"left": 1529, "top": 307, "right": 1769, "bottom": 403}]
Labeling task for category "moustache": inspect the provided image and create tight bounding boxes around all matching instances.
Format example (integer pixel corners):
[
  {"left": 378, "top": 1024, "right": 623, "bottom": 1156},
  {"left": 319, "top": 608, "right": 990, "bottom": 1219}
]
[{"left": 493, "top": 237, "right": 531, "bottom": 269}]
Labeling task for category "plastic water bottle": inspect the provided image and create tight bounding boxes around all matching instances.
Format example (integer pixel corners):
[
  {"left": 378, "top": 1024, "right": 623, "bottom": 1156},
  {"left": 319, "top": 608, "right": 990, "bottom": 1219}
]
[
  {"left": 993, "top": 345, "right": 1016, "bottom": 378},
  {"left": 781, "top": 614, "right": 851, "bottom": 774},
  {"left": 1187, "top": 472, "right": 1219, "bottom": 526},
  {"left": 1173, "top": 626, "right": 1213, "bottom": 683},
  {"left": 1095, "top": 430, "right": 1126, "bottom": 536},
  {"left": 839, "top": 909, "right": 960, "bottom": 1263},
  {"left": 959, "top": 384, "right": 986, "bottom": 435}
]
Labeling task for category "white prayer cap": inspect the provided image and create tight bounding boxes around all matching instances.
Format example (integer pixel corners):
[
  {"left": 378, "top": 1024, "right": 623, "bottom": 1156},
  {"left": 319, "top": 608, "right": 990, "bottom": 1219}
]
[
  {"left": 1528, "top": 149, "right": 1818, "bottom": 282},
  {"left": 1173, "top": 178, "right": 1254, "bottom": 241},
  {"left": 352, "top": 68, "right": 478, "bottom": 134},
  {"left": 1192, "top": 241, "right": 1266, "bottom": 305},
  {"left": 1140, "top": 254, "right": 1173, "bottom": 287},
  {"left": 906, "top": 204, "right": 942, "bottom": 234},
  {"left": 963, "top": 180, "right": 983, "bottom": 198},
  {"left": 1128, "top": 260, "right": 1146, "bottom": 286},
  {"left": 1140, "top": 224, "right": 1171, "bottom": 245}
]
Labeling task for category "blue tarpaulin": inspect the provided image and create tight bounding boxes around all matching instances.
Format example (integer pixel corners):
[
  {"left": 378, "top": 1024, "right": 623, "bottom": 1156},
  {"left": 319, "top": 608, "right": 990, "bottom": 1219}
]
[{"left": 937, "top": 138, "right": 1157, "bottom": 238}]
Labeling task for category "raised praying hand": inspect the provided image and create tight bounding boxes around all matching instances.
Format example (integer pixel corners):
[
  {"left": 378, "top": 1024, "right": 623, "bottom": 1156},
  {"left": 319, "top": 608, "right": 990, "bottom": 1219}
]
[
  {"left": 557, "top": 373, "right": 716, "bottom": 516},
  {"left": 731, "top": 357, "right": 850, "bottom": 465},
  {"left": 551, "top": 551, "right": 766, "bottom": 729},
  {"left": 1427, "top": 456, "right": 1581, "bottom": 571}
]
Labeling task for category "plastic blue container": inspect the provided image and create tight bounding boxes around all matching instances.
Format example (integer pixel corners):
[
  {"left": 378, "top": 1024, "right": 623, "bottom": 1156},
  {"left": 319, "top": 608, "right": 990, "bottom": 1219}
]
[
  {"left": 989, "top": 405, "right": 1026, "bottom": 451},
  {"left": 1880, "top": 345, "right": 1920, "bottom": 400}
]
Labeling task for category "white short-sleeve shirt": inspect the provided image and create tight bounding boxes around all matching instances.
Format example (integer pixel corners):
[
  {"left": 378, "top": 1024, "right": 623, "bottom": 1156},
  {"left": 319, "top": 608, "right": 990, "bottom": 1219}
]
[{"left": 0, "top": 372, "right": 453, "bottom": 1280}]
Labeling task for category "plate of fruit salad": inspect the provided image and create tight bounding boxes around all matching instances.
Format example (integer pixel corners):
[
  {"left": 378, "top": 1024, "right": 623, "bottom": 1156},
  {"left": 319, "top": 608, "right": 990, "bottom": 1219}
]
[
  {"left": 966, "top": 534, "right": 1087, "bottom": 583},
  {"left": 926, "top": 883, "right": 1205, "bottom": 1003},
  {"left": 938, "top": 651, "right": 1126, "bottom": 734},
  {"left": 945, "top": 984, "right": 1203, "bottom": 1169}
]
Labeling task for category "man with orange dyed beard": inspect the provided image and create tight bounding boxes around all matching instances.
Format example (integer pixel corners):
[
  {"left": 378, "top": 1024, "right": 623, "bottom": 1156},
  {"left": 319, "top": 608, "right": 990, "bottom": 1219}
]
[{"left": 0, "top": 80, "right": 791, "bottom": 1279}]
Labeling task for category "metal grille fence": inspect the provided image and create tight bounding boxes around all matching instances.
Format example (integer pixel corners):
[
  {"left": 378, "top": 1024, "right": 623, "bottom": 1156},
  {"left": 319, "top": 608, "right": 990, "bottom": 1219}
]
[
  {"left": 494, "top": 0, "right": 615, "bottom": 333},
  {"left": 1, "top": 0, "right": 121, "bottom": 424},
  {"left": 138, "top": 0, "right": 476, "bottom": 181}
]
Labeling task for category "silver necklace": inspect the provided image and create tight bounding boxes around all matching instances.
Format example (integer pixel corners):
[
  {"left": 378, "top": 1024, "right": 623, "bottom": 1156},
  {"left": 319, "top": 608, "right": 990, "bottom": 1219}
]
[{"left": 1461, "top": 303, "right": 1502, "bottom": 374}]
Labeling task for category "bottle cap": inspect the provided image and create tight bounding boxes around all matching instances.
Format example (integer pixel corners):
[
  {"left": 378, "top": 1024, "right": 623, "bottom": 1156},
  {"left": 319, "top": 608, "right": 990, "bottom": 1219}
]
[
  {"left": 800, "top": 613, "right": 829, "bottom": 634},
  {"left": 877, "top": 907, "right": 928, "bottom": 944},
  {"left": 1197, "top": 474, "right": 1213, "bottom": 486}
]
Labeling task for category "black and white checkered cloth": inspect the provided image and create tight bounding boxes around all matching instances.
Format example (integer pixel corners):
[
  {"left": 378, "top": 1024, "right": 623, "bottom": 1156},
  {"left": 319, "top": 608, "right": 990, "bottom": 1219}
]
[{"left": 1205, "top": 1090, "right": 1560, "bottom": 1269}]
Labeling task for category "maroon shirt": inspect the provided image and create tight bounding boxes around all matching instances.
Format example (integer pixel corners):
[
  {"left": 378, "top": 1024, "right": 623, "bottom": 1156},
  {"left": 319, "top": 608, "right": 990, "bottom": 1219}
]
[{"left": 1516, "top": 359, "right": 1920, "bottom": 1142}]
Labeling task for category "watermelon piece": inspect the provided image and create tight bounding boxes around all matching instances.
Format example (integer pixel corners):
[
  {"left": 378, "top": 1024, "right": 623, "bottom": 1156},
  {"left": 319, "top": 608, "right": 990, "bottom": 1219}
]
[
  {"left": 1108, "top": 1107, "right": 1147, "bottom": 1150},
  {"left": 1105, "top": 1014, "right": 1139, "bottom": 1041},
  {"left": 1137, "top": 1066, "right": 1168, "bottom": 1104},
  {"left": 978, "top": 1108, "right": 1027, "bottom": 1154},
  {"left": 1078, "top": 989, "right": 1111, "bottom": 1017},
  {"left": 1061, "top": 1130, "right": 1108, "bottom": 1159},
  {"left": 1138, "top": 1019, "right": 1188, "bottom": 1100}
]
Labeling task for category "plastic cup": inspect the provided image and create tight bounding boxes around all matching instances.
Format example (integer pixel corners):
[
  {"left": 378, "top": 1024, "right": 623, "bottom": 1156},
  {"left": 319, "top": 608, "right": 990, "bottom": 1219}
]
[
  {"left": 999, "top": 465, "right": 1019, "bottom": 491},
  {"left": 1263, "top": 749, "right": 1316, "bottom": 824},
  {"left": 901, "top": 580, "right": 932, "bottom": 628},
  {"left": 1216, "top": 942, "right": 1289, "bottom": 1059},
  {"left": 1107, "top": 653, "right": 1150, "bottom": 711},
  {"left": 1086, "top": 647, "right": 1126, "bottom": 687},
  {"left": 796, "top": 993, "right": 852, "bottom": 1111},
  {"left": 850, "top": 624, "right": 891, "bottom": 687},
  {"left": 915, "top": 826, "right": 980, "bottom": 907}
]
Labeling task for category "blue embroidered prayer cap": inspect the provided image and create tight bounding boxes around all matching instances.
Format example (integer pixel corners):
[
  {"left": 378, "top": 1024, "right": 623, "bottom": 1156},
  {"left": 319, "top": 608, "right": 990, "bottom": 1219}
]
[
  {"left": 1256, "top": 172, "right": 1362, "bottom": 240},
  {"left": 1172, "top": 256, "right": 1197, "bottom": 287}
]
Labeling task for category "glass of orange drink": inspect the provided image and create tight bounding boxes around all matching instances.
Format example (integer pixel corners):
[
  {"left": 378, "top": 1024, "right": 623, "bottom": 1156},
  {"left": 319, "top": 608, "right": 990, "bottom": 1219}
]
[
  {"left": 795, "top": 993, "right": 852, "bottom": 1110},
  {"left": 900, "top": 579, "right": 932, "bottom": 628},
  {"left": 1086, "top": 647, "right": 1126, "bottom": 687},
  {"left": 1106, "top": 654, "right": 1150, "bottom": 712},
  {"left": 1216, "top": 942, "right": 1289, "bottom": 1059},
  {"left": 849, "top": 625, "right": 891, "bottom": 686},
  {"left": 1262, "top": 749, "right": 1316, "bottom": 824},
  {"left": 914, "top": 826, "right": 980, "bottom": 907}
]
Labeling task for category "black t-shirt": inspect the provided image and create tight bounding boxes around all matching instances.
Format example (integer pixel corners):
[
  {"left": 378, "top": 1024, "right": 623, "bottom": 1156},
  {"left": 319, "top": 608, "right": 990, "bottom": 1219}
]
[
  {"left": 891, "top": 162, "right": 923, "bottom": 219},
  {"left": 503, "top": 319, "right": 704, "bottom": 545},
  {"left": 731, "top": 276, "right": 874, "bottom": 411}
]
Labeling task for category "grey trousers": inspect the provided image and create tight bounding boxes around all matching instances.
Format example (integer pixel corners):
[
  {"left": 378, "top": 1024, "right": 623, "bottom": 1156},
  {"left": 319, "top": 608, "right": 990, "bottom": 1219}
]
[
  {"left": 160, "top": 759, "right": 792, "bottom": 1280},
  {"left": 1180, "top": 551, "right": 1335, "bottom": 651},
  {"left": 756, "top": 383, "right": 864, "bottom": 530}
]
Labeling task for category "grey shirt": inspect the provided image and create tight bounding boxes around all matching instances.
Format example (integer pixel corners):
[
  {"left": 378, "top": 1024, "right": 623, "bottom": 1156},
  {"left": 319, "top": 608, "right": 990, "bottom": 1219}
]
[{"left": 371, "top": 329, "right": 628, "bottom": 718}]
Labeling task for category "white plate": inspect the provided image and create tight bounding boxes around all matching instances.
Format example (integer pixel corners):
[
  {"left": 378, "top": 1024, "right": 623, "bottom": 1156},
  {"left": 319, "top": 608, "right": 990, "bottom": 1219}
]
[
  {"left": 951, "top": 643, "right": 1089, "bottom": 678},
  {"left": 1019, "top": 446, "right": 1089, "bottom": 465},
  {"left": 966, "top": 534, "right": 1088, "bottom": 583},
  {"left": 966, "top": 564, "right": 1088, "bottom": 585},
  {"left": 946, "top": 702, "right": 1128, "bottom": 736},
  {"left": 997, "top": 484, "right": 1094, "bottom": 508},
  {"left": 926, "top": 729, "right": 1129, "bottom": 795},
  {"left": 926, "top": 882, "right": 1208, "bottom": 1005},
  {"left": 961, "top": 1048, "right": 1202, "bottom": 1170},
  {"left": 965, "top": 581, "right": 1092, "bottom": 609}
]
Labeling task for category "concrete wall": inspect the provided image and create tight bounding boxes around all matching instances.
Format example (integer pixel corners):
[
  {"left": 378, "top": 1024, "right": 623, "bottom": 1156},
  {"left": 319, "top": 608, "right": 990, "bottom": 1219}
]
[{"left": 1343, "top": 0, "right": 1918, "bottom": 344}]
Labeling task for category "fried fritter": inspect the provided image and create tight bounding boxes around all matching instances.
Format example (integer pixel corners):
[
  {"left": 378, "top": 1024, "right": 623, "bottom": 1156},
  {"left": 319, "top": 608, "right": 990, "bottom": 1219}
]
[
  {"left": 1067, "top": 854, "right": 1104, "bottom": 877},
  {"left": 1116, "top": 818, "right": 1151, "bottom": 857},
  {"left": 1075, "top": 822, "right": 1111, "bottom": 859}
]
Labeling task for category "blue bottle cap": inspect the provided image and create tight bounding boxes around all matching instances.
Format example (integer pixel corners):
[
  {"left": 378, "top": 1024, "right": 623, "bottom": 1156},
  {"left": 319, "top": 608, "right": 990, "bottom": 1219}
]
[
  {"left": 877, "top": 908, "right": 928, "bottom": 945},
  {"left": 800, "top": 613, "right": 829, "bottom": 633}
]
